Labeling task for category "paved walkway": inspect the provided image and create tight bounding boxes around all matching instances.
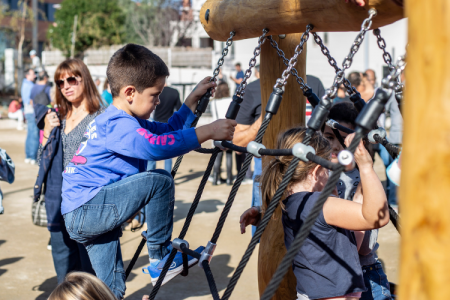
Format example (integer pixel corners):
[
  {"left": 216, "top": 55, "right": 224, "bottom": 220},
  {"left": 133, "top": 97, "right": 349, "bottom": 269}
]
[{"left": 0, "top": 125, "right": 399, "bottom": 299}]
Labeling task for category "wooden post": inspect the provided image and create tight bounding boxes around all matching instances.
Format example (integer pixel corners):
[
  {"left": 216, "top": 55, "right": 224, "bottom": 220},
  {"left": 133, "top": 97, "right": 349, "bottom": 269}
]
[
  {"left": 258, "top": 33, "right": 306, "bottom": 300},
  {"left": 200, "top": 0, "right": 403, "bottom": 41},
  {"left": 399, "top": 0, "right": 450, "bottom": 299}
]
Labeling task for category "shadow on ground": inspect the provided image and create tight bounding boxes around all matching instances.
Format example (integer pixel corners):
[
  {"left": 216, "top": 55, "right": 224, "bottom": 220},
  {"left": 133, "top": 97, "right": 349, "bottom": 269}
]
[
  {"left": 174, "top": 171, "right": 205, "bottom": 185},
  {"left": 125, "top": 254, "right": 234, "bottom": 300},
  {"left": 174, "top": 199, "right": 224, "bottom": 223},
  {"left": 33, "top": 276, "right": 58, "bottom": 300}
]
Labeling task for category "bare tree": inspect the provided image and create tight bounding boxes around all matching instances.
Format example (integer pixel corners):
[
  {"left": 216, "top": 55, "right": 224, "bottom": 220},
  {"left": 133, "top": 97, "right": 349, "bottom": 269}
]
[{"left": 126, "top": 0, "right": 194, "bottom": 47}]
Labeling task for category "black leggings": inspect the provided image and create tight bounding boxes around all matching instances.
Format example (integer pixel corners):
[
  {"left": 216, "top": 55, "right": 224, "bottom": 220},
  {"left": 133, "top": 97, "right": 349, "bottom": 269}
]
[{"left": 213, "top": 150, "right": 233, "bottom": 180}]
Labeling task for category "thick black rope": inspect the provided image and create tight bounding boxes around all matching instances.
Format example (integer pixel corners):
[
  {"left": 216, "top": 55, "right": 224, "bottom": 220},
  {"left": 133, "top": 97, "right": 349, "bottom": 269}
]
[
  {"left": 388, "top": 204, "right": 401, "bottom": 233},
  {"left": 181, "top": 253, "right": 189, "bottom": 276},
  {"left": 210, "top": 114, "right": 272, "bottom": 244},
  {"left": 332, "top": 128, "right": 347, "bottom": 149},
  {"left": 195, "top": 148, "right": 217, "bottom": 154},
  {"left": 203, "top": 260, "right": 221, "bottom": 300},
  {"left": 260, "top": 130, "right": 364, "bottom": 300},
  {"left": 222, "top": 134, "right": 314, "bottom": 300},
  {"left": 149, "top": 148, "right": 221, "bottom": 299},
  {"left": 125, "top": 236, "right": 146, "bottom": 279},
  {"left": 373, "top": 134, "right": 400, "bottom": 159}
]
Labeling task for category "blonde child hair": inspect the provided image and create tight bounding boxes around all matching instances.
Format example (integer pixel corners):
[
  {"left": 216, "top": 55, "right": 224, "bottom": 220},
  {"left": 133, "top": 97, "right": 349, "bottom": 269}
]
[{"left": 48, "top": 272, "right": 117, "bottom": 300}]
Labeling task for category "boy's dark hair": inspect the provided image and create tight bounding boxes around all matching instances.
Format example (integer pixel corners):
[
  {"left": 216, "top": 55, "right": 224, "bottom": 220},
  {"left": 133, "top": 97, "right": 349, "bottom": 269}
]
[
  {"left": 328, "top": 102, "right": 359, "bottom": 128},
  {"left": 107, "top": 44, "right": 169, "bottom": 98},
  {"left": 235, "top": 63, "right": 241, "bottom": 67},
  {"left": 348, "top": 72, "right": 362, "bottom": 88}
]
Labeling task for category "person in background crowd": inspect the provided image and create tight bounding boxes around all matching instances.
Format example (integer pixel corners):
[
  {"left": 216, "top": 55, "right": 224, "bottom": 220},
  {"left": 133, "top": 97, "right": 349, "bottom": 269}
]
[
  {"left": 30, "top": 50, "right": 42, "bottom": 72},
  {"left": 210, "top": 82, "right": 234, "bottom": 185},
  {"left": 230, "top": 63, "right": 244, "bottom": 91},
  {"left": 147, "top": 84, "right": 182, "bottom": 173},
  {"left": 218, "top": 68, "right": 228, "bottom": 84},
  {"left": 35, "top": 58, "right": 100, "bottom": 284},
  {"left": 8, "top": 98, "right": 24, "bottom": 130},
  {"left": 30, "top": 71, "right": 52, "bottom": 107},
  {"left": 333, "top": 84, "right": 351, "bottom": 105},
  {"left": 364, "top": 69, "right": 377, "bottom": 88},
  {"left": 22, "top": 68, "right": 38, "bottom": 164},
  {"left": 101, "top": 78, "right": 113, "bottom": 106}
]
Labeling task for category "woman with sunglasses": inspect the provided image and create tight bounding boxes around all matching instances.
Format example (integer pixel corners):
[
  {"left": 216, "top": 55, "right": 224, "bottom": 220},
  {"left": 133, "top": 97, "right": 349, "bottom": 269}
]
[{"left": 35, "top": 58, "right": 103, "bottom": 283}]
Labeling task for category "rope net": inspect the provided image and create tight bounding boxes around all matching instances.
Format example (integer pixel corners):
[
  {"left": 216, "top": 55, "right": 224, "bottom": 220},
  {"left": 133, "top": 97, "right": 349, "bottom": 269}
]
[{"left": 124, "top": 9, "right": 404, "bottom": 300}]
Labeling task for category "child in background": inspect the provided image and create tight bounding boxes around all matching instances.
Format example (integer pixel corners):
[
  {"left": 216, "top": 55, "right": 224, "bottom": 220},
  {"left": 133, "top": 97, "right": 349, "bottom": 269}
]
[
  {"left": 48, "top": 272, "right": 117, "bottom": 300},
  {"left": 8, "top": 98, "right": 24, "bottom": 130},
  {"left": 322, "top": 102, "right": 392, "bottom": 300},
  {"left": 259, "top": 127, "right": 389, "bottom": 300},
  {"left": 61, "top": 44, "right": 237, "bottom": 299}
]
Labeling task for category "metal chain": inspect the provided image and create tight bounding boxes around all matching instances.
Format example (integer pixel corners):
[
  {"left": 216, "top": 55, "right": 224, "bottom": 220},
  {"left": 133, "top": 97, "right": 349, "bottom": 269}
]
[
  {"left": 275, "top": 25, "right": 313, "bottom": 89},
  {"left": 382, "top": 54, "right": 406, "bottom": 90},
  {"left": 211, "top": 32, "right": 235, "bottom": 82},
  {"left": 267, "top": 36, "right": 310, "bottom": 92},
  {"left": 236, "top": 29, "right": 269, "bottom": 96},
  {"left": 326, "top": 8, "right": 377, "bottom": 99},
  {"left": 373, "top": 28, "right": 394, "bottom": 70},
  {"left": 311, "top": 32, "right": 356, "bottom": 95}
]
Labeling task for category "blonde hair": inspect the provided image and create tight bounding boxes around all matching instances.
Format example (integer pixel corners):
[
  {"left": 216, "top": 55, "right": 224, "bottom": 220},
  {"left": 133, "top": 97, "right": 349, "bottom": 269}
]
[
  {"left": 260, "top": 127, "right": 331, "bottom": 211},
  {"left": 48, "top": 272, "right": 117, "bottom": 300}
]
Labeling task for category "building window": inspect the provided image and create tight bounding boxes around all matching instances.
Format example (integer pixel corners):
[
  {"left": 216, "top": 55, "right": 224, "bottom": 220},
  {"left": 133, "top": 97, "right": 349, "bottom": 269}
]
[
  {"left": 200, "top": 37, "right": 214, "bottom": 49},
  {"left": 176, "top": 37, "right": 192, "bottom": 47}
]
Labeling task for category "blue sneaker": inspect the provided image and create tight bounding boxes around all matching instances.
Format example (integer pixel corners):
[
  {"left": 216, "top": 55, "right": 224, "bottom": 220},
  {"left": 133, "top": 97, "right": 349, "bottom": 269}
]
[{"left": 143, "top": 245, "right": 205, "bottom": 286}]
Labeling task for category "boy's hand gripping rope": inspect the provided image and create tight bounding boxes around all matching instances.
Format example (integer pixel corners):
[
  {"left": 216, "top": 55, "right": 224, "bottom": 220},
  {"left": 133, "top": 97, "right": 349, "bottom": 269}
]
[{"left": 148, "top": 29, "right": 270, "bottom": 300}]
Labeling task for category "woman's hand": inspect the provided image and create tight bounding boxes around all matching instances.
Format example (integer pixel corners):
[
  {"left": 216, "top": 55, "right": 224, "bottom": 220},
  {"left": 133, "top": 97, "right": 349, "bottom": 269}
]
[
  {"left": 43, "top": 109, "right": 60, "bottom": 137},
  {"left": 239, "top": 207, "right": 262, "bottom": 234},
  {"left": 185, "top": 77, "right": 217, "bottom": 113},
  {"left": 344, "top": 133, "right": 372, "bottom": 171}
]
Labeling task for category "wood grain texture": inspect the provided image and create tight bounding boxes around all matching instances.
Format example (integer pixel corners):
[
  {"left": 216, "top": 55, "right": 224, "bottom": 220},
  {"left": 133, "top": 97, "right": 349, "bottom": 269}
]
[
  {"left": 258, "top": 33, "right": 306, "bottom": 300},
  {"left": 398, "top": 0, "right": 450, "bottom": 299},
  {"left": 200, "top": 0, "right": 403, "bottom": 41}
]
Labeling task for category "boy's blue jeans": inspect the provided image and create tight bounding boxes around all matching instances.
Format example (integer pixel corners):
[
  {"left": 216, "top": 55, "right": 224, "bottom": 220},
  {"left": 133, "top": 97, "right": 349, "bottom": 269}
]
[{"left": 63, "top": 169, "right": 175, "bottom": 299}]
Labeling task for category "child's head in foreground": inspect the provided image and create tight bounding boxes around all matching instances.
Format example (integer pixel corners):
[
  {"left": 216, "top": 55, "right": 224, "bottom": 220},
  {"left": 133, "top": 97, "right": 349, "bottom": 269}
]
[
  {"left": 107, "top": 44, "right": 170, "bottom": 120},
  {"left": 259, "top": 127, "right": 331, "bottom": 208},
  {"left": 48, "top": 272, "right": 117, "bottom": 300}
]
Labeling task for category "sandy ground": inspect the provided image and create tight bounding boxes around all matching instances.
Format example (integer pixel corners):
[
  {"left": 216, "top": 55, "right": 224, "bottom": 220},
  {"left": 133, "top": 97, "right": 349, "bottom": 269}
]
[{"left": 0, "top": 123, "right": 400, "bottom": 300}]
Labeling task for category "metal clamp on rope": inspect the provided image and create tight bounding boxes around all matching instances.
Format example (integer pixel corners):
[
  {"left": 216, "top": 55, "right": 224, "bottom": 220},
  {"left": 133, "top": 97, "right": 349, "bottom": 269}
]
[
  {"left": 326, "top": 119, "right": 339, "bottom": 130},
  {"left": 307, "top": 94, "right": 332, "bottom": 132},
  {"left": 368, "top": 128, "right": 387, "bottom": 144},
  {"left": 198, "top": 241, "right": 216, "bottom": 268},
  {"left": 303, "top": 88, "right": 320, "bottom": 108},
  {"left": 265, "top": 87, "right": 284, "bottom": 115},
  {"left": 214, "top": 141, "right": 227, "bottom": 151},
  {"left": 225, "top": 95, "right": 244, "bottom": 120},
  {"left": 196, "top": 88, "right": 212, "bottom": 115},
  {"left": 337, "top": 150, "right": 355, "bottom": 172},
  {"left": 247, "top": 141, "right": 266, "bottom": 158},
  {"left": 172, "top": 238, "right": 189, "bottom": 252},
  {"left": 355, "top": 88, "right": 393, "bottom": 132},
  {"left": 292, "top": 143, "right": 316, "bottom": 162}
]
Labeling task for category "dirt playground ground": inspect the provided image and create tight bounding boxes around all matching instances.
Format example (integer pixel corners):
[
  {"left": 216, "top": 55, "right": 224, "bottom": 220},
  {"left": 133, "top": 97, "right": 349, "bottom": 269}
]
[{"left": 0, "top": 123, "right": 400, "bottom": 300}]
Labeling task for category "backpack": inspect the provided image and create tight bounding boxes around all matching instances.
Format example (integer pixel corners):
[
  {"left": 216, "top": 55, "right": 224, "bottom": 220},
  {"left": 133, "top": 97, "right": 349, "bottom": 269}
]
[{"left": 33, "top": 84, "right": 51, "bottom": 106}]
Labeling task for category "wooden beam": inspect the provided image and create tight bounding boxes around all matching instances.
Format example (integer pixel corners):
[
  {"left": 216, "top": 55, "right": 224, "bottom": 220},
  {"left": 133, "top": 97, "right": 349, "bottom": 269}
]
[
  {"left": 200, "top": 0, "right": 403, "bottom": 41},
  {"left": 258, "top": 33, "right": 306, "bottom": 300},
  {"left": 398, "top": 0, "right": 450, "bottom": 299}
]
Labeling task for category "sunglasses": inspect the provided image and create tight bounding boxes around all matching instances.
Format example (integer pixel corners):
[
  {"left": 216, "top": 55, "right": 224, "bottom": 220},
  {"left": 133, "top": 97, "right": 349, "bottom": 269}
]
[{"left": 56, "top": 76, "right": 80, "bottom": 89}]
